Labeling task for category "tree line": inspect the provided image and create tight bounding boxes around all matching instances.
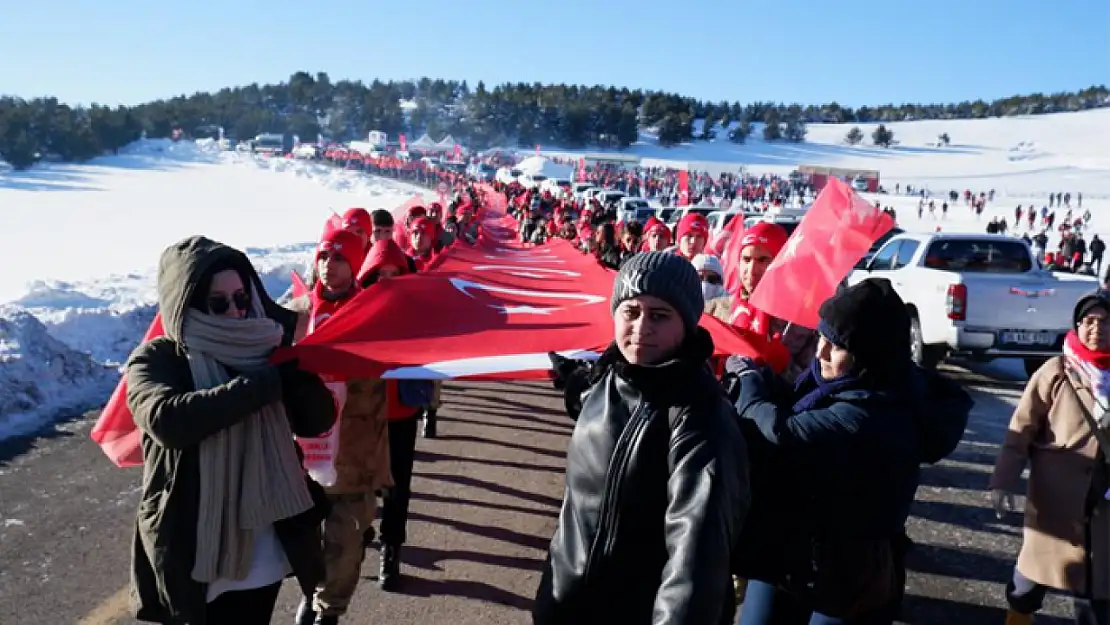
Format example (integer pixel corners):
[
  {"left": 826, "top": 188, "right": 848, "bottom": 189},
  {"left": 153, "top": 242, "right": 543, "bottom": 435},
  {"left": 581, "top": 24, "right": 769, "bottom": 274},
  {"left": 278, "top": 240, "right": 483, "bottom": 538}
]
[{"left": 1, "top": 71, "right": 1106, "bottom": 170}]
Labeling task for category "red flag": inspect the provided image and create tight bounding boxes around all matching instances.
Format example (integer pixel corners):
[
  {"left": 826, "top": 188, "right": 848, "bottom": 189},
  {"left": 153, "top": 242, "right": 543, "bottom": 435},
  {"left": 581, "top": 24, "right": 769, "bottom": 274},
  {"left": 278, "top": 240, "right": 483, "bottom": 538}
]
[
  {"left": 749, "top": 178, "right": 895, "bottom": 329},
  {"left": 398, "top": 133, "right": 407, "bottom": 152},
  {"left": 291, "top": 270, "right": 309, "bottom": 299},
  {"left": 677, "top": 171, "right": 690, "bottom": 207},
  {"left": 453, "top": 144, "right": 461, "bottom": 160},
  {"left": 90, "top": 313, "right": 165, "bottom": 467},
  {"left": 577, "top": 158, "right": 587, "bottom": 183},
  {"left": 391, "top": 194, "right": 427, "bottom": 251},
  {"left": 282, "top": 194, "right": 786, "bottom": 381},
  {"left": 717, "top": 215, "right": 747, "bottom": 296},
  {"left": 535, "top": 144, "right": 541, "bottom": 156},
  {"left": 322, "top": 213, "right": 344, "bottom": 239}
]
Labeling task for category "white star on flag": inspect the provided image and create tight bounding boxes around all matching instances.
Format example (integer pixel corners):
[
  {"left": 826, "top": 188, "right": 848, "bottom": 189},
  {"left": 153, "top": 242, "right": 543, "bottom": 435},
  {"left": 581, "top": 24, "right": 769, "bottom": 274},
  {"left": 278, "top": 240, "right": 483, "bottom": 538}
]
[{"left": 779, "top": 232, "right": 805, "bottom": 261}]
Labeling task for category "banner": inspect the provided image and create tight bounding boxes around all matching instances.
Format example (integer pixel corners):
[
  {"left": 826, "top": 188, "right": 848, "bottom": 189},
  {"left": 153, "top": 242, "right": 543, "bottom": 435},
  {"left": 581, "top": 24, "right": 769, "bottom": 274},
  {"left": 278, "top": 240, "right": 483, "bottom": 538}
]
[{"left": 284, "top": 205, "right": 785, "bottom": 381}]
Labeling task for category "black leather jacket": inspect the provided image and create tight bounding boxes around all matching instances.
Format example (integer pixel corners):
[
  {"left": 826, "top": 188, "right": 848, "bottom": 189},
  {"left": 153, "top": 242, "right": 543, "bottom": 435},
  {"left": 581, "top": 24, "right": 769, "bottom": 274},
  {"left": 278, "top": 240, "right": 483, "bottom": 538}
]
[{"left": 534, "top": 330, "right": 750, "bottom": 625}]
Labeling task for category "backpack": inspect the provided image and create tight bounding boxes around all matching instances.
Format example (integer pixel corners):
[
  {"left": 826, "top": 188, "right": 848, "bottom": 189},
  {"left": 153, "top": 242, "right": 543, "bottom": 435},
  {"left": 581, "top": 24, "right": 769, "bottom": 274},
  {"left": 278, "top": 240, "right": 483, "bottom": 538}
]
[{"left": 915, "top": 368, "right": 974, "bottom": 464}]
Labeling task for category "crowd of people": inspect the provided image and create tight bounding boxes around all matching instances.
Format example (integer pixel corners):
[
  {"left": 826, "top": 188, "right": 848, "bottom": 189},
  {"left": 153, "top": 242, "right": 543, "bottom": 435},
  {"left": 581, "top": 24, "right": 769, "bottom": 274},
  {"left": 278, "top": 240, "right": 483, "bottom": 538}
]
[{"left": 118, "top": 150, "right": 1110, "bottom": 625}]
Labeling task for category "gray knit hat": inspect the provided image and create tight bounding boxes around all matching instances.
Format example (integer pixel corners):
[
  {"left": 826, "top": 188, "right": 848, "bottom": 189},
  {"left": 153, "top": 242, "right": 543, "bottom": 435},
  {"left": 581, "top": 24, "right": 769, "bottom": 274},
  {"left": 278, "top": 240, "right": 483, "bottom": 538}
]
[{"left": 611, "top": 252, "right": 704, "bottom": 332}]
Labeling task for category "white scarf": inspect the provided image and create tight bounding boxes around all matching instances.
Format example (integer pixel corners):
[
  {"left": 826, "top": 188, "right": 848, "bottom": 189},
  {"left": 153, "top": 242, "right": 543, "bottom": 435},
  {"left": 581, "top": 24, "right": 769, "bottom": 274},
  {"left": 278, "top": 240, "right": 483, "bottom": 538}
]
[{"left": 181, "top": 291, "right": 314, "bottom": 584}]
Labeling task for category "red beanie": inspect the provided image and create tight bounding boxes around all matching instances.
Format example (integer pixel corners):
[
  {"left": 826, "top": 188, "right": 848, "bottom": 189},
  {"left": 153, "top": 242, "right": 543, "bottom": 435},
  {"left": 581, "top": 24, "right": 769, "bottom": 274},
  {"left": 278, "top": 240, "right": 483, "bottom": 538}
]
[
  {"left": 411, "top": 216, "right": 437, "bottom": 239},
  {"left": 406, "top": 205, "right": 427, "bottom": 225},
  {"left": 644, "top": 216, "right": 670, "bottom": 238},
  {"left": 317, "top": 228, "right": 367, "bottom": 276},
  {"left": 677, "top": 212, "right": 710, "bottom": 241},
  {"left": 739, "top": 221, "right": 789, "bottom": 257},
  {"left": 358, "top": 238, "right": 410, "bottom": 284},
  {"left": 341, "top": 207, "right": 372, "bottom": 233}
]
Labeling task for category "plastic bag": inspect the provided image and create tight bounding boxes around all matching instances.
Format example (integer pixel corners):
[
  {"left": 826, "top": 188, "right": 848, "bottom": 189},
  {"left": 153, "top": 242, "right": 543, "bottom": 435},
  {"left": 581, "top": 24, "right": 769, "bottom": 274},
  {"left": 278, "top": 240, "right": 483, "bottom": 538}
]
[
  {"left": 295, "top": 308, "right": 348, "bottom": 486},
  {"left": 296, "top": 378, "right": 346, "bottom": 487}
]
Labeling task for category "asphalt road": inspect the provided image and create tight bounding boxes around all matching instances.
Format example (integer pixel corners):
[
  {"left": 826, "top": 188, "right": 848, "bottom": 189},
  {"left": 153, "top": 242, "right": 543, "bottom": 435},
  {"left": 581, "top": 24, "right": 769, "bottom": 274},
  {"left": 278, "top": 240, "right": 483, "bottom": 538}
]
[{"left": 0, "top": 368, "right": 1078, "bottom": 624}]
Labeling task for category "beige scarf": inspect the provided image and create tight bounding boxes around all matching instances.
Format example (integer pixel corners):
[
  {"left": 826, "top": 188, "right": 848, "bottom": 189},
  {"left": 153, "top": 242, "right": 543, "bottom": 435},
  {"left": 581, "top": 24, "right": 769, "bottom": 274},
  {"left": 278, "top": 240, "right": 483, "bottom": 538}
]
[{"left": 181, "top": 292, "right": 314, "bottom": 584}]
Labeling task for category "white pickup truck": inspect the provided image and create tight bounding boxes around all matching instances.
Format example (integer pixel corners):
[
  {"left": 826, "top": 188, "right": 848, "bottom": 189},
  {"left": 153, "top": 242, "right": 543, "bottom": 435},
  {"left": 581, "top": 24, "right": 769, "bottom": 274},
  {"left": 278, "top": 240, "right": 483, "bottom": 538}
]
[{"left": 847, "top": 232, "right": 1097, "bottom": 375}]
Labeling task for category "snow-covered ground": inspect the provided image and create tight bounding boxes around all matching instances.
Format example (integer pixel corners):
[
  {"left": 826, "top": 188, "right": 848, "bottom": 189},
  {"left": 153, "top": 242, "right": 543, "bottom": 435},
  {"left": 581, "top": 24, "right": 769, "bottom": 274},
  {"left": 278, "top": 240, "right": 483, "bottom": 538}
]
[
  {"left": 1, "top": 109, "right": 1108, "bottom": 439},
  {"left": 0, "top": 140, "right": 435, "bottom": 438}
]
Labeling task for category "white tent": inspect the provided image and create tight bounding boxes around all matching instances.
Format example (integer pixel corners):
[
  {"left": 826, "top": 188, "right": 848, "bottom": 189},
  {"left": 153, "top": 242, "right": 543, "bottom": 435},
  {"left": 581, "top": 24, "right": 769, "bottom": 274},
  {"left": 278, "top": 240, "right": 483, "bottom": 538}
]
[
  {"left": 409, "top": 134, "right": 438, "bottom": 151},
  {"left": 514, "top": 155, "right": 574, "bottom": 179},
  {"left": 436, "top": 134, "right": 459, "bottom": 149}
]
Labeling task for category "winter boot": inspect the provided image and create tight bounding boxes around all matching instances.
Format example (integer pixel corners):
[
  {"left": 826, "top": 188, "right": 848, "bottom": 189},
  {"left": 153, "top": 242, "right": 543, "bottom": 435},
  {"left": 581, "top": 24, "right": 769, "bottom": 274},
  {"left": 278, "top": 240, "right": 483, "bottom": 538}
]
[
  {"left": 1003, "top": 609, "right": 1034, "bottom": 625},
  {"left": 313, "top": 616, "right": 339, "bottom": 625},
  {"left": 361, "top": 525, "right": 376, "bottom": 549},
  {"left": 379, "top": 544, "right": 402, "bottom": 591},
  {"left": 422, "top": 408, "right": 437, "bottom": 439},
  {"left": 295, "top": 599, "right": 316, "bottom": 625}
]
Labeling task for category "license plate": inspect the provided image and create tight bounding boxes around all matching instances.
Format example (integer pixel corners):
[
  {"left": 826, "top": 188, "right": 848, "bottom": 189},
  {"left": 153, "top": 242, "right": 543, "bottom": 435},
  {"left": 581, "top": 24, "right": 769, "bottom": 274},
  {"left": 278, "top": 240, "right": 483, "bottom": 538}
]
[{"left": 1000, "top": 331, "right": 1055, "bottom": 346}]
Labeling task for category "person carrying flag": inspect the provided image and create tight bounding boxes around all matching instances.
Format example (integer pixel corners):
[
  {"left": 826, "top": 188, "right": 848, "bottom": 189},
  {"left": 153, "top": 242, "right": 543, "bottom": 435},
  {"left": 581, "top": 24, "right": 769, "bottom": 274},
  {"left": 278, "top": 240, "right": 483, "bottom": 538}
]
[
  {"left": 287, "top": 228, "right": 393, "bottom": 625},
  {"left": 724, "top": 221, "right": 817, "bottom": 383}
]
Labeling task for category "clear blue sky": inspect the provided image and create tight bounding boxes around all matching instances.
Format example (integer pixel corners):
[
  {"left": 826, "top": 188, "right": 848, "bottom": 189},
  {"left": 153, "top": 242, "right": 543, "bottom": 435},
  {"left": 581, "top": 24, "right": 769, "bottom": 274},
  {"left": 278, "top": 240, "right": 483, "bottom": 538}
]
[{"left": 2, "top": 0, "right": 1106, "bottom": 108}]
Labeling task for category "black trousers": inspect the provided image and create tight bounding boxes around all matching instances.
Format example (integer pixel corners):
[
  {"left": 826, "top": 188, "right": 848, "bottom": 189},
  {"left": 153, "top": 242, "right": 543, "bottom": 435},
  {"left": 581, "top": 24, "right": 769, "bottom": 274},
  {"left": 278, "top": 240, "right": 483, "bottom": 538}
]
[
  {"left": 381, "top": 413, "right": 419, "bottom": 546},
  {"left": 204, "top": 582, "right": 282, "bottom": 625}
]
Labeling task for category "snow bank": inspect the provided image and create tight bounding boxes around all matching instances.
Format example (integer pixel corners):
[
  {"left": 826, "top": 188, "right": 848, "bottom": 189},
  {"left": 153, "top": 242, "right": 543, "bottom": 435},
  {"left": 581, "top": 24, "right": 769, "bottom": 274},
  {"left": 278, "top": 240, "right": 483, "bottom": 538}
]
[{"left": 0, "top": 307, "right": 117, "bottom": 439}]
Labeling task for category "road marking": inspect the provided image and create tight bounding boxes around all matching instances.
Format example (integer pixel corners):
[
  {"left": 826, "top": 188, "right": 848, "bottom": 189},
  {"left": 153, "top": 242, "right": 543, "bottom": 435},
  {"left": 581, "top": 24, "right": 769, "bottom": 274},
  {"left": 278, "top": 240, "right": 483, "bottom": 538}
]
[{"left": 77, "top": 584, "right": 130, "bottom": 625}]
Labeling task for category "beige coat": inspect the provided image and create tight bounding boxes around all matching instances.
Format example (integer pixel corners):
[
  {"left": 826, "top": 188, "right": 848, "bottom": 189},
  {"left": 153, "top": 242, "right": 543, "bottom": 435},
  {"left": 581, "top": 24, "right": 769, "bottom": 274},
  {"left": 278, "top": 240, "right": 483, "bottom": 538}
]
[
  {"left": 286, "top": 295, "right": 393, "bottom": 495},
  {"left": 990, "top": 356, "right": 1110, "bottom": 598}
]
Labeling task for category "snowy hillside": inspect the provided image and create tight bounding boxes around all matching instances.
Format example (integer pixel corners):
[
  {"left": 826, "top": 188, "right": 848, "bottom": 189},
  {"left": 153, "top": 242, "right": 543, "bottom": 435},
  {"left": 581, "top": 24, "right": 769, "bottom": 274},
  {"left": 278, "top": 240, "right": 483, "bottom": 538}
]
[
  {"left": 1, "top": 109, "right": 1108, "bottom": 439},
  {"left": 546, "top": 108, "right": 1110, "bottom": 199}
]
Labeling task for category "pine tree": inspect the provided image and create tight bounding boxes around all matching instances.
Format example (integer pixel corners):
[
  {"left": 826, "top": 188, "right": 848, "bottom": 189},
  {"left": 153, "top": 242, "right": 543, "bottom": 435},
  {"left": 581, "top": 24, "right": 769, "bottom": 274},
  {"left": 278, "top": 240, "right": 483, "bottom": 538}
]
[
  {"left": 616, "top": 103, "right": 639, "bottom": 148},
  {"left": 728, "top": 119, "right": 750, "bottom": 144},
  {"left": 872, "top": 124, "right": 895, "bottom": 147},
  {"left": 657, "top": 113, "right": 687, "bottom": 146},
  {"left": 762, "top": 108, "right": 782, "bottom": 141},
  {"left": 699, "top": 109, "right": 717, "bottom": 141},
  {"left": 844, "top": 126, "right": 863, "bottom": 145},
  {"left": 783, "top": 117, "right": 807, "bottom": 142}
]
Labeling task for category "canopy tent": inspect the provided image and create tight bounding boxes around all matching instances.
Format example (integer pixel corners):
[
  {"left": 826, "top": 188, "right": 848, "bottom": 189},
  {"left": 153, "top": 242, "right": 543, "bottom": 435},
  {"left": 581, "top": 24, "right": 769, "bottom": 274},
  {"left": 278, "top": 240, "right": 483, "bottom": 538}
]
[
  {"left": 408, "top": 134, "right": 439, "bottom": 151},
  {"left": 436, "top": 135, "right": 460, "bottom": 149},
  {"left": 514, "top": 155, "right": 574, "bottom": 179}
]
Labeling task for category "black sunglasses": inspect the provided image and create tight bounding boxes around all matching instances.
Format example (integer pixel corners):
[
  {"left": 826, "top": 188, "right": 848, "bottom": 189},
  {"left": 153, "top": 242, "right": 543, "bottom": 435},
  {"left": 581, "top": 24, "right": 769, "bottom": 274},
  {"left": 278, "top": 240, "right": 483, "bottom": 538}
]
[
  {"left": 701, "top": 273, "right": 723, "bottom": 285},
  {"left": 208, "top": 290, "right": 251, "bottom": 315}
]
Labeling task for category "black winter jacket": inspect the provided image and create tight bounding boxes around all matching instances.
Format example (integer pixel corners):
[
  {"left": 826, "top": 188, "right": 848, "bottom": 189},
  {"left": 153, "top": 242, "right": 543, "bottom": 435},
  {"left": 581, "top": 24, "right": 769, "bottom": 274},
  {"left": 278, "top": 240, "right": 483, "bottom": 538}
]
[{"left": 534, "top": 329, "right": 750, "bottom": 625}]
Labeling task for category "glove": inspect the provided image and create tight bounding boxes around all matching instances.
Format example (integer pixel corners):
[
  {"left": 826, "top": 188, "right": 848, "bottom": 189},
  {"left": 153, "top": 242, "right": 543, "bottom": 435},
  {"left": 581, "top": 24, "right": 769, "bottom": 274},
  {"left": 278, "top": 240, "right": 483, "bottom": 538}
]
[
  {"left": 990, "top": 489, "right": 1016, "bottom": 519},
  {"left": 724, "top": 356, "right": 767, "bottom": 378}
]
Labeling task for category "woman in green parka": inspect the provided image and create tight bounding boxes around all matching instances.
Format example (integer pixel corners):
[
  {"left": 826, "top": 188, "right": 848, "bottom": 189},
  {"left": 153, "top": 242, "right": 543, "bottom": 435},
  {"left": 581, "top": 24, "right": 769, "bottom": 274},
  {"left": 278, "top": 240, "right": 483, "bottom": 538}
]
[{"left": 126, "top": 236, "right": 337, "bottom": 625}]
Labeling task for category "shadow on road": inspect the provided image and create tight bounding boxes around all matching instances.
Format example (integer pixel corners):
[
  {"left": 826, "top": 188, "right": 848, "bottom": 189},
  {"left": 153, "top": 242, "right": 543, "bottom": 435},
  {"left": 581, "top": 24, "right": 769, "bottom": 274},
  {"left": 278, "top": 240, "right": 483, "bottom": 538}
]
[
  {"left": 415, "top": 449, "right": 564, "bottom": 474},
  {"left": 408, "top": 510, "right": 551, "bottom": 551},
  {"left": 402, "top": 544, "right": 545, "bottom": 574},
  {"left": 410, "top": 490, "right": 559, "bottom": 519},
  {"left": 419, "top": 471, "right": 563, "bottom": 510},
  {"left": 384, "top": 576, "right": 535, "bottom": 611}
]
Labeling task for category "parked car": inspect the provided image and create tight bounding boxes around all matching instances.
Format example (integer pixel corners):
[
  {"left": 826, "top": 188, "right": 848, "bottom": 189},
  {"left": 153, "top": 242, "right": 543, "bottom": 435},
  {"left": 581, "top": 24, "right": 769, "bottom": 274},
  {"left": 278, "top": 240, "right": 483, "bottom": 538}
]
[
  {"left": 847, "top": 232, "right": 1097, "bottom": 374},
  {"left": 854, "top": 227, "right": 906, "bottom": 269}
]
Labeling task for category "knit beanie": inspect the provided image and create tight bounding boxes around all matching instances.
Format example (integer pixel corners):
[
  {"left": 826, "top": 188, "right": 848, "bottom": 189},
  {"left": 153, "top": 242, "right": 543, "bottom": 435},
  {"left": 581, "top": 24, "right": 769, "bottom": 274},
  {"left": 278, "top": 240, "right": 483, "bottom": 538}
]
[
  {"left": 739, "top": 222, "right": 789, "bottom": 257},
  {"left": 611, "top": 252, "right": 704, "bottom": 333},
  {"left": 317, "top": 228, "right": 367, "bottom": 277},
  {"left": 341, "top": 207, "right": 372, "bottom": 233},
  {"left": 1073, "top": 291, "right": 1110, "bottom": 327},
  {"left": 691, "top": 253, "right": 724, "bottom": 278},
  {"left": 817, "top": 277, "right": 910, "bottom": 371},
  {"left": 677, "top": 212, "right": 710, "bottom": 241}
]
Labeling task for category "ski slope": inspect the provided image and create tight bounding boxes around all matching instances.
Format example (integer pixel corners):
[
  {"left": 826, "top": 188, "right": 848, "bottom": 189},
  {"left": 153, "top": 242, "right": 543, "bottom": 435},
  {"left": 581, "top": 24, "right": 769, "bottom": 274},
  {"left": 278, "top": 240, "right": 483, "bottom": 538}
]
[{"left": 1, "top": 110, "right": 1108, "bottom": 438}]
